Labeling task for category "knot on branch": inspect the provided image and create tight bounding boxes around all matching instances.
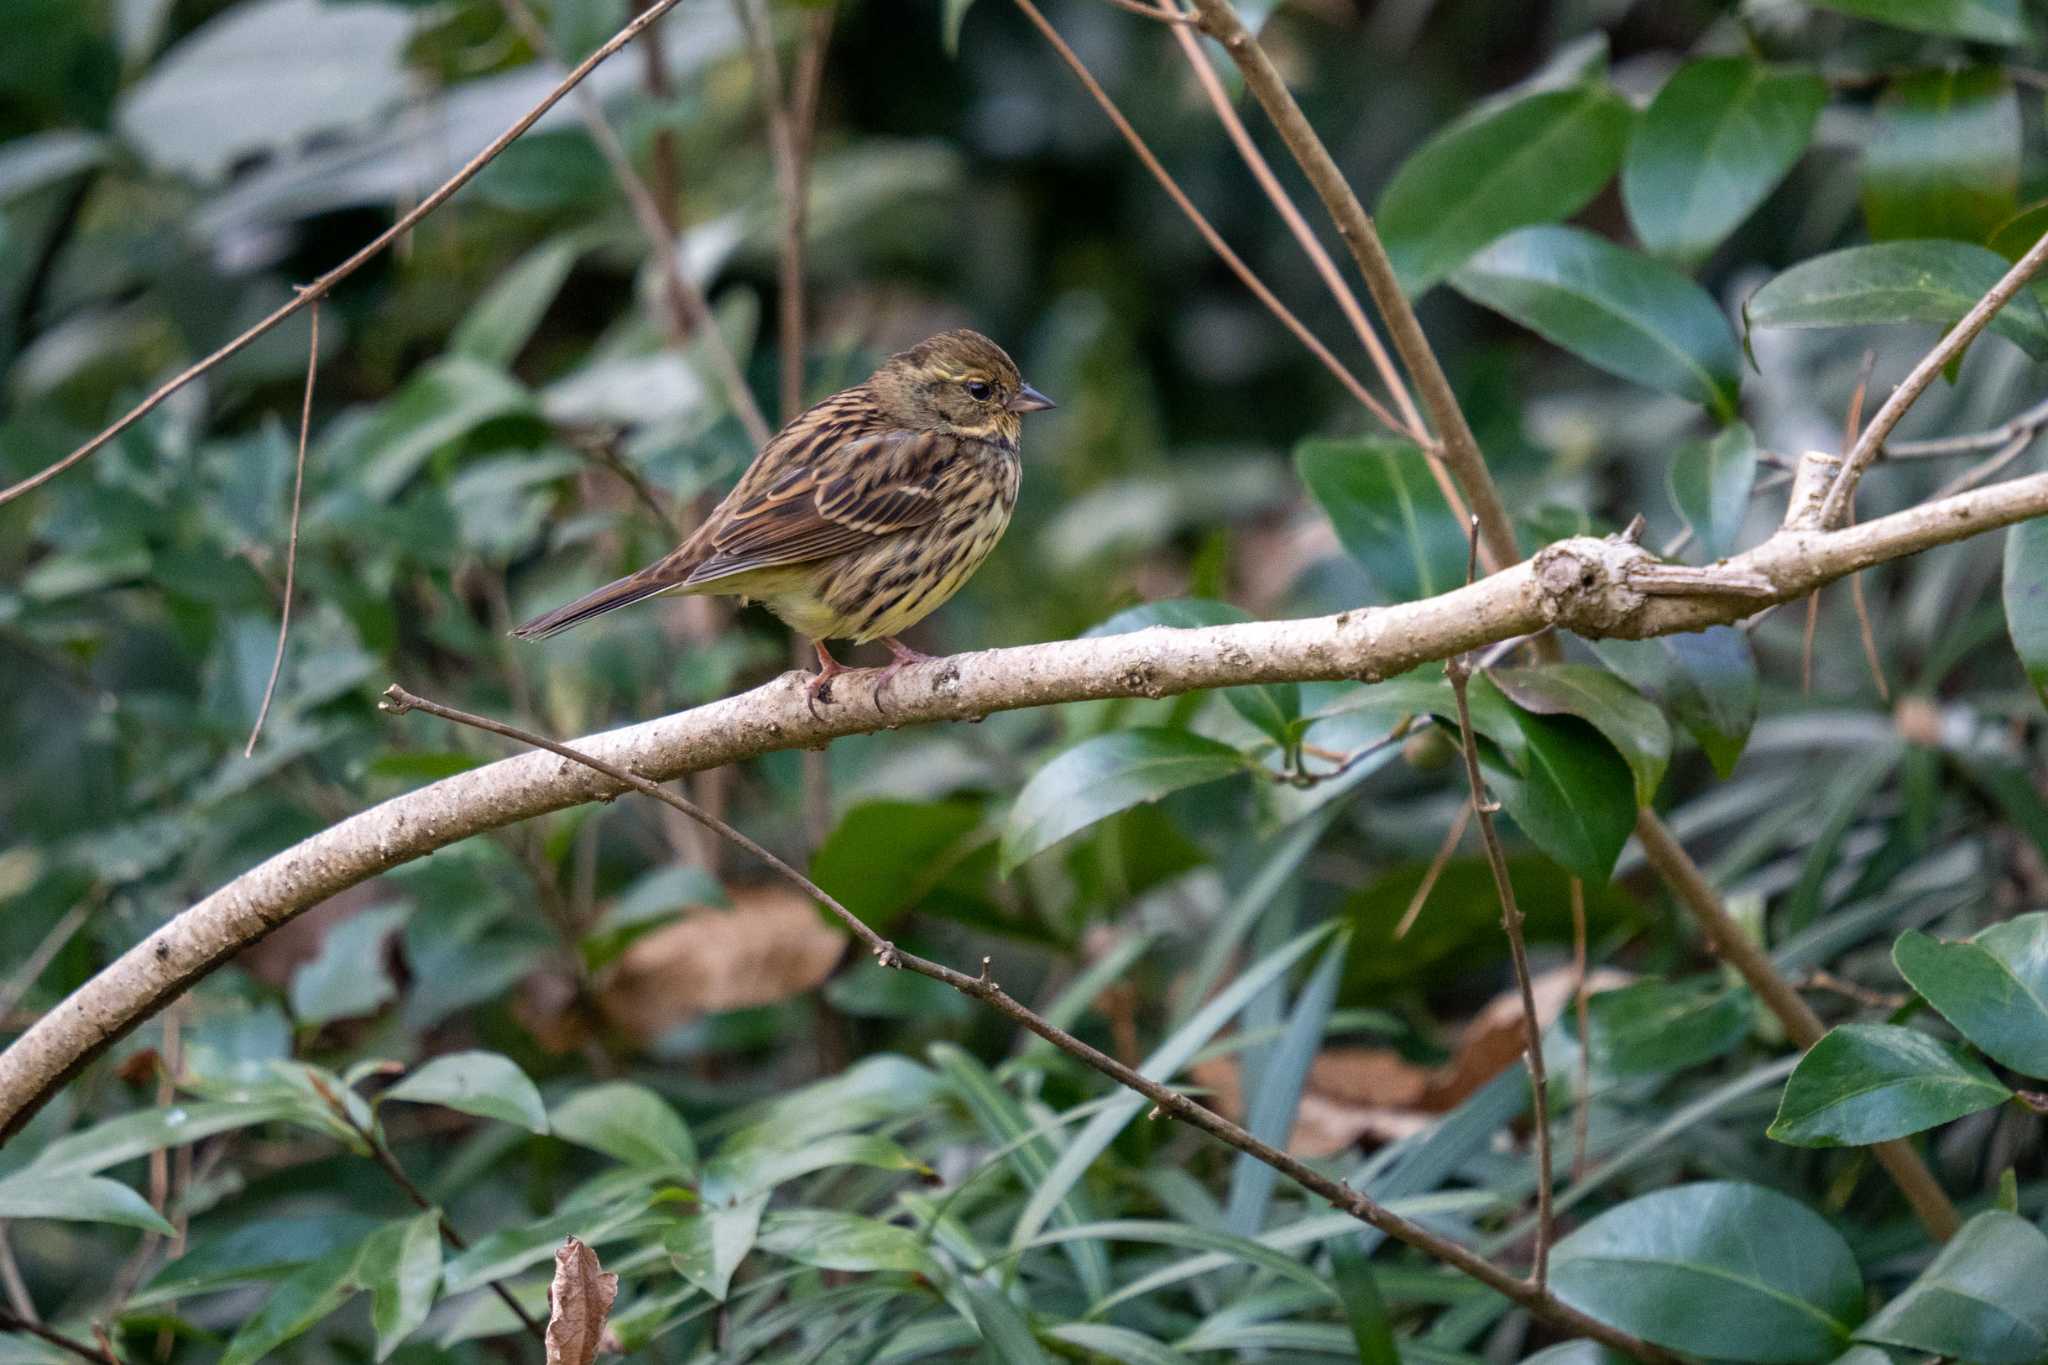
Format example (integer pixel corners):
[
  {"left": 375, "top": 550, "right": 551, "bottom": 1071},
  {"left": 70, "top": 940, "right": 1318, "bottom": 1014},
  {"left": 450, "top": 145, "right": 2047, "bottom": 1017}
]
[{"left": 1529, "top": 537, "right": 1655, "bottom": 635}]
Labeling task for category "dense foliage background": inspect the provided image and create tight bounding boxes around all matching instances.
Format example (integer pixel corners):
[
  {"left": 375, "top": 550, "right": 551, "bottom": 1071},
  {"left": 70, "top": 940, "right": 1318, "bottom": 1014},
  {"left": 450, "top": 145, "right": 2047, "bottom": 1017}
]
[{"left": 7, "top": 0, "right": 2048, "bottom": 1361}]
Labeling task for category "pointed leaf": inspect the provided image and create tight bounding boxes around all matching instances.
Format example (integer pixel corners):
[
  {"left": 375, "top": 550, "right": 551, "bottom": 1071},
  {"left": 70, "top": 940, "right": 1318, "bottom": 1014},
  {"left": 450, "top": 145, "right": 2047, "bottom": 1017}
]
[
  {"left": 1479, "top": 696, "right": 1637, "bottom": 883},
  {"left": 961, "top": 1283, "right": 1050, "bottom": 1365},
  {"left": 664, "top": 1194, "right": 766, "bottom": 1301},
  {"left": 1452, "top": 226, "right": 1742, "bottom": 419},
  {"left": 1894, "top": 915, "right": 2048, "bottom": 1077},
  {"left": 381, "top": 1051, "right": 548, "bottom": 1134},
  {"left": 1490, "top": 663, "right": 1672, "bottom": 807},
  {"left": 1810, "top": 0, "right": 2026, "bottom": 43},
  {"left": 2005, "top": 517, "right": 2048, "bottom": 708},
  {"left": 1769, "top": 1023, "right": 2011, "bottom": 1147},
  {"left": 1667, "top": 422, "right": 1758, "bottom": 562},
  {"left": 755, "top": 1211, "right": 939, "bottom": 1276},
  {"left": 1379, "top": 84, "right": 1633, "bottom": 294},
  {"left": 1223, "top": 932, "right": 1349, "bottom": 1236},
  {"left": 543, "top": 1237, "right": 617, "bottom": 1365},
  {"left": 451, "top": 237, "right": 581, "bottom": 367},
  {"left": 1856, "top": 1211, "right": 2048, "bottom": 1365},
  {"left": 1746, "top": 241, "right": 2048, "bottom": 361},
  {"left": 1624, "top": 59, "right": 1826, "bottom": 265},
  {"left": 1294, "top": 438, "right": 1469, "bottom": 602},
  {"left": 1001, "top": 729, "right": 1246, "bottom": 873},
  {"left": 0, "top": 1172, "right": 175, "bottom": 1235},
  {"left": 221, "top": 1243, "right": 365, "bottom": 1365},
  {"left": 1549, "top": 1182, "right": 1863, "bottom": 1362},
  {"left": 550, "top": 1082, "right": 695, "bottom": 1172},
  {"left": 361, "top": 1212, "right": 440, "bottom": 1361},
  {"left": 1595, "top": 627, "right": 1758, "bottom": 777},
  {"left": 1586, "top": 977, "right": 1753, "bottom": 1076},
  {"left": 1863, "top": 67, "right": 2018, "bottom": 244}
]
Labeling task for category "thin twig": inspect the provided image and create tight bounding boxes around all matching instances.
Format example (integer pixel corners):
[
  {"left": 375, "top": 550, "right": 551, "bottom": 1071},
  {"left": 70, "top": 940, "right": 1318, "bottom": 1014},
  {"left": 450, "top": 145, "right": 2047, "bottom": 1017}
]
[
  {"left": 0, "top": 1228, "right": 33, "bottom": 1324},
  {"left": 245, "top": 301, "right": 319, "bottom": 756},
  {"left": 0, "top": 897, "right": 95, "bottom": 1022},
  {"left": 1883, "top": 394, "right": 2048, "bottom": 458},
  {"left": 1841, "top": 352, "right": 1889, "bottom": 702},
  {"left": 0, "top": 1311, "right": 115, "bottom": 1365},
  {"left": 1801, "top": 593, "right": 1819, "bottom": 695},
  {"left": 1633, "top": 812, "right": 1961, "bottom": 1240},
  {"left": 0, "top": 0, "right": 693, "bottom": 508},
  {"left": 563, "top": 427, "right": 684, "bottom": 539},
  {"left": 496, "top": 0, "right": 771, "bottom": 447},
  {"left": 1098, "top": 0, "right": 1200, "bottom": 20},
  {"left": 1393, "top": 803, "right": 1469, "bottom": 941},
  {"left": 314, "top": 1079, "right": 547, "bottom": 1346},
  {"left": 378, "top": 683, "right": 1675, "bottom": 1364},
  {"left": 1568, "top": 877, "right": 1591, "bottom": 1184},
  {"left": 1442, "top": 524, "right": 1553, "bottom": 1290},
  {"left": 1179, "top": 0, "right": 1519, "bottom": 576},
  {"left": 1007, "top": 0, "right": 1408, "bottom": 440},
  {"left": 1932, "top": 431, "right": 2035, "bottom": 501},
  {"left": 1819, "top": 226, "right": 2048, "bottom": 526}
]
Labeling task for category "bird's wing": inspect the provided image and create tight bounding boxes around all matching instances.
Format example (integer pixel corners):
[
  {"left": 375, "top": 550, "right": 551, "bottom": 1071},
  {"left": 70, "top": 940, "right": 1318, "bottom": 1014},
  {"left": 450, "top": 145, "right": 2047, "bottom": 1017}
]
[{"left": 682, "top": 427, "right": 959, "bottom": 585}]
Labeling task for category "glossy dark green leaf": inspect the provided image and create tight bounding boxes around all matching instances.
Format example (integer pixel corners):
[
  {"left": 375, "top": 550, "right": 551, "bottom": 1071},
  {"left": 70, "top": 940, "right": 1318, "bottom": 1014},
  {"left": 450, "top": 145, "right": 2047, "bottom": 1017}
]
[
  {"left": 1768, "top": 1023, "right": 2010, "bottom": 1147},
  {"left": 2004, "top": 517, "right": 2048, "bottom": 707},
  {"left": 1379, "top": 84, "right": 1632, "bottom": 294},
  {"left": 1478, "top": 694, "right": 1638, "bottom": 883},
  {"left": 1491, "top": 663, "right": 1672, "bottom": 806},
  {"left": 1746, "top": 241, "right": 2048, "bottom": 361},
  {"left": 755, "top": 1210, "right": 939, "bottom": 1276},
  {"left": 1856, "top": 1211, "right": 2048, "bottom": 1364},
  {"left": 1330, "top": 1240, "right": 1399, "bottom": 1365},
  {"left": 1623, "top": 60, "right": 1826, "bottom": 265},
  {"left": 360, "top": 1211, "right": 440, "bottom": 1362},
  {"left": 1294, "top": 438, "right": 1469, "bottom": 603},
  {"left": 1090, "top": 598, "right": 1301, "bottom": 746},
  {"left": 664, "top": 1194, "right": 766, "bottom": 1302},
  {"left": 551, "top": 1082, "right": 697, "bottom": 1171},
  {"left": 1667, "top": 422, "right": 1758, "bottom": 562},
  {"left": 221, "top": 1242, "right": 365, "bottom": 1365},
  {"left": 0, "top": 1171, "right": 176, "bottom": 1234},
  {"left": 1549, "top": 1181, "right": 1863, "bottom": 1362},
  {"left": 1810, "top": 0, "right": 2027, "bottom": 42},
  {"left": 812, "top": 798, "right": 985, "bottom": 931},
  {"left": 1586, "top": 977, "right": 1753, "bottom": 1076},
  {"left": 132, "top": 1215, "right": 382, "bottom": 1307},
  {"left": 380, "top": 1051, "right": 548, "bottom": 1134},
  {"left": 1595, "top": 627, "right": 1758, "bottom": 777},
  {"left": 1000, "top": 728, "right": 1246, "bottom": 873},
  {"left": 1863, "top": 68, "right": 2018, "bottom": 244},
  {"left": 1895, "top": 915, "right": 2048, "bottom": 1078},
  {"left": 1451, "top": 226, "right": 1742, "bottom": 419}
]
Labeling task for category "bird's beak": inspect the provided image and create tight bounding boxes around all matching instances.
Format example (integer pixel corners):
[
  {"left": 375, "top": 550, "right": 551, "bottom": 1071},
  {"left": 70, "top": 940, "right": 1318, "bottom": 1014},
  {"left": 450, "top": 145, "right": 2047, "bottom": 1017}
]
[{"left": 1007, "top": 383, "right": 1056, "bottom": 413}]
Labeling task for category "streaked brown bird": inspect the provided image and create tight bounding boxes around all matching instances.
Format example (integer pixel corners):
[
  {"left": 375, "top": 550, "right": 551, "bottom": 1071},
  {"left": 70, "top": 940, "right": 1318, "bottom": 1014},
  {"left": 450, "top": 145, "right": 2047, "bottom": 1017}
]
[{"left": 514, "top": 329, "right": 1054, "bottom": 709}]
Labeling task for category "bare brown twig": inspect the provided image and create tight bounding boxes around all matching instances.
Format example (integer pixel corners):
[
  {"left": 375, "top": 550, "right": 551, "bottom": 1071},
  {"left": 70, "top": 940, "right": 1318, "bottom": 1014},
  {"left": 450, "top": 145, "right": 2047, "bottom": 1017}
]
[
  {"left": 1393, "top": 803, "right": 1469, "bottom": 941},
  {"left": 378, "top": 683, "right": 1674, "bottom": 1363},
  {"left": 1443, "top": 525, "right": 1553, "bottom": 1289},
  {"left": 0, "top": 1310, "right": 114, "bottom": 1365},
  {"left": 0, "top": 0, "right": 692, "bottom": 509},
  {"left": 245, "top": 301, "right": 319, "bottom": 756},
  {"left": 1568, "top": 877, "right": 1591, "bottom": 1184}
]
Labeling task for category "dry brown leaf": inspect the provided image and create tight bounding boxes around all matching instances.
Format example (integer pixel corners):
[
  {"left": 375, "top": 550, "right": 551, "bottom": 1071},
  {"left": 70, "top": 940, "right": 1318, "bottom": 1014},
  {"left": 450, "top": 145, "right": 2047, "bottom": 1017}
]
[
  {"left": 1422, "top": 967, "right": 1630, "bottom": 1111},
  {"left": 597, "top": 883, "right": 845, "bottom": 1044},
  {"left": 545, "top": 1236, "right": 618, "bottom": 1365}
]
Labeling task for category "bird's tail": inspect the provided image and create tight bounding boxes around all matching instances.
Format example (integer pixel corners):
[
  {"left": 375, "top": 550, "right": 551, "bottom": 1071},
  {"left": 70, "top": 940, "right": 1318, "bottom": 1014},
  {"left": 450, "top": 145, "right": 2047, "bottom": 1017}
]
[{"left": 512, "top": 572, "right": 676, "bottom": 640}]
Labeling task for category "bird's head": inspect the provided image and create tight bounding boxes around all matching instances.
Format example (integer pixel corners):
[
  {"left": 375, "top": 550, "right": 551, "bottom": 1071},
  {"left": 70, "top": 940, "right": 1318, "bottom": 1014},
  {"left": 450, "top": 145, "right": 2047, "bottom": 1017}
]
[{"left": 869, "top": 329, "right": 1055, "bottom": 445}]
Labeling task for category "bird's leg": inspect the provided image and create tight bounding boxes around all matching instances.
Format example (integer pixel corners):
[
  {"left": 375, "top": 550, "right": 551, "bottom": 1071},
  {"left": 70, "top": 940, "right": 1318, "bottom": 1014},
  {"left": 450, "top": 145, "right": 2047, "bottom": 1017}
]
[
  {"left": 871, "top": 636, "right": 937, "bottom": 711},
  {"left": 807, "top": 640, "right": 849, "bottom": 719}
]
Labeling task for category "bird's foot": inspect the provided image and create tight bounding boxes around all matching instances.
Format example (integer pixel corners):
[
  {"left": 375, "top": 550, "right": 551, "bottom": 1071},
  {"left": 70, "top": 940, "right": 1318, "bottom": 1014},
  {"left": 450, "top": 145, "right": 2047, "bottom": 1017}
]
[
  {"left": 872, "top": 637, "right": 937, "bottom": 711},
  {"left": 807, "top": 641, "right": 850, "bottom": 721}
]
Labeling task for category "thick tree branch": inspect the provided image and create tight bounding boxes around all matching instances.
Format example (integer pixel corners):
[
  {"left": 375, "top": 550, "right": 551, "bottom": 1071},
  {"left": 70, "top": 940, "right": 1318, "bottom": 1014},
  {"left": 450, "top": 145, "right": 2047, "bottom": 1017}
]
[{"left": 6, "top": 472, "right": 2048, "bottom": 1141}]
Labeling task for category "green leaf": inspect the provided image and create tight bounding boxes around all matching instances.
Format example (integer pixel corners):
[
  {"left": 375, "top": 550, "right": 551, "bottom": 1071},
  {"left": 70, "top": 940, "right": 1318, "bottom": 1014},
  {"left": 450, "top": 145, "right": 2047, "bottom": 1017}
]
[
  {"left": 1895, "top": 915, "right": 2048, "bottom": 1077},
  {"left": 221, "top": 1242, "right": 365, "bottom": 1365},
  {"left": 31, "top": 1098, "right": 310, "bottom": 1176},
  {"left": 1000, "top": 729, "right": 1246, "bottom": 873},
  {"left": 288, "top": 904, "right": 405, "bottom": 1027},
  {"left": 1746, "top": 241, "right": 2048, "bottom": 362},
  {"left": 1042, "top": 1324, "right": 1192, "bottom": 1365},
  {"left": 1988, "top": 201, "right": 2048, "bottom": 262},
  {"left": 1863, "top": 68, "right": 2019, "bottom": 244},
  {"left": 1087, "top": 599, "right": 1300, "bottom": 747},
  {"left": 380, "top": 1052, "right": 548, "bottom": 1134},
  {"left": 1451, "top": 225, "right": 1742, "bottom": 419},
  {"left": 1768, "top": 1023, "right": 2011, "bottom": 1147},
  {"left": 0, "top": 1172, "right": 176, "bottom": 1235},
  {"left": 1478, "top": 693, "right": 1638, "bottom": 883},
  {"left": 360, "top": 1211, "right": 440, "bottom": 1362},
  {"left": 442, "top": 1196, "right": 649, "bottom": 1294},
  {"left": 1667, "top": 422, "right": 1758, "bottom": 562},
  {"left": 1810, "top": 0, "right": 2027, "bottom": 42},
  {"left": 755, "top": 1210, "right": 939, "bottom": 1276},
  {"left": 812, "top": 798, "right": 986, "bottom": 931},
  {"left": 1586, "top": 977, "right": 1753, "bottom": 1076},
  {"left": 331, "top": 356, "right": 535, "bottom": 502},
  {"left": 940, "top": 0, "right": 974, "bottom": 56},
  {"left": 1549, "top": 1181, "right": 1863, "bottom": 1362},
  {"left": 1490, "top": 663, "right": 1672, "bottom": 807},
  {"left": 704, "top": 1131, "right": 928, "bottom": 1202},
  {"left": 1595, "top": 628, "right": 1758, "bottom": 777},
  {"left": 664, "top": 1193, "right": 767, "bottom": 1301},
  {"left": 550, "top": 1082, "right": 696, "bottom": 1172},
  {"left": 1856, "top": 1211, "right": 2048, "bottom": 1364},
  {"left": 1223, "top": 932, "right": 1349, "bottom": 1237},
  {"left": 961, "top": 1283, "right": 1050, "bottom": 1365},
  {"left": 450, "top": 237, "right": 581, "bottom": 367},
  {"left": 1330, "top": 1240, "right": 1400, "bottom": 1365},
  {"left": 1379, "top": 83, "right": 1633, "bottom": 294},
  {"left": 1294, "top": 438, "right": 1469, "bottom": 603},
  {"left": 1623, "top": 59, "right": 1826, "bottom": 265},
  {"left": 2005, "top": 517, "right": 2048, "bottom": 708},
  {"left": 132, "top": 1215, "right": 381, "bottom": 1307}
]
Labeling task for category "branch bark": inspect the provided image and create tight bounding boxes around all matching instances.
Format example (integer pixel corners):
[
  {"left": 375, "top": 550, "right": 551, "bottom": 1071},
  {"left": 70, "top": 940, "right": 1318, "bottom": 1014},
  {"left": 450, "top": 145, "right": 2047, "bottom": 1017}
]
[{"left": 6, "top": 470, "right": 2048, "bottom": 1141}]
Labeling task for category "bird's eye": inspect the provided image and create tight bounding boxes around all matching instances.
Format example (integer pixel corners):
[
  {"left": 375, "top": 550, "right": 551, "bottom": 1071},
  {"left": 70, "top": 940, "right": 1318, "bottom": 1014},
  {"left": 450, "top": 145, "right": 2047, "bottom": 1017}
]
[{"left": 965, "top": 379, "right": 992, "bottom": 401}]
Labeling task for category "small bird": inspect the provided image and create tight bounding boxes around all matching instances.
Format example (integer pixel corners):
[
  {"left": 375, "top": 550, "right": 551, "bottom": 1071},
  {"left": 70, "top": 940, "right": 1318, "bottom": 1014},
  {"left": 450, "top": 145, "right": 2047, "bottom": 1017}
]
[{"left": 514, "top": 329, "right": 1055, "bottom": 710}]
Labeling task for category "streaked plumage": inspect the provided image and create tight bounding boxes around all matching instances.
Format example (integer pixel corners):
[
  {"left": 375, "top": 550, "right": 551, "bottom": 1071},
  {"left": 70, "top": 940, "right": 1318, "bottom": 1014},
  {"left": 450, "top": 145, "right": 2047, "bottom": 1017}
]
[{"left": 514, "top": 329, "right": 1054, "bottom": 706}]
